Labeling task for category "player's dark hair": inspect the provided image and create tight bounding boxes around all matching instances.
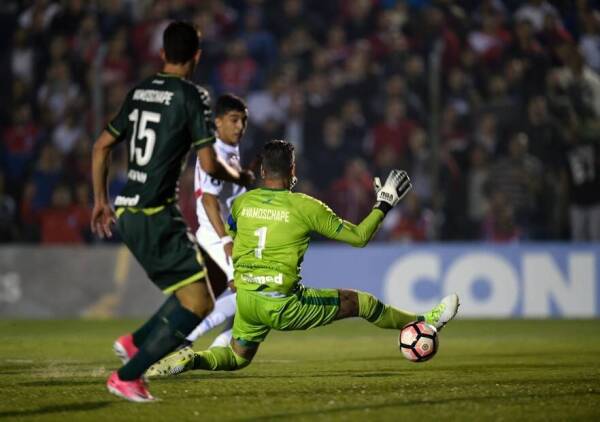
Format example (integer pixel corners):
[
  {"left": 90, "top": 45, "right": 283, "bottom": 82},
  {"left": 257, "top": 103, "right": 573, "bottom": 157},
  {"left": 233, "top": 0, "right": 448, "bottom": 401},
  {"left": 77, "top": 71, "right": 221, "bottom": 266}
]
[
  {"left": 215, "top": 94, "right": 247, "bottom": 117},
  {"left": 261, "top": 140, "right": 295, "bottom": 178},
  {"left": 163, "top": 21, "right": 200, "bottom": 64}
]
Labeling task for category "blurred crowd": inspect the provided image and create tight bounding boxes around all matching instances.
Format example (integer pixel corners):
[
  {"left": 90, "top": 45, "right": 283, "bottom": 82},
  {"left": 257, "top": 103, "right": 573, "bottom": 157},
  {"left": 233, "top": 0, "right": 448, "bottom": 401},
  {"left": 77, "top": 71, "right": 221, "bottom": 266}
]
[{"left": 1, "top": 0, "right": 600, "bottom": 244}]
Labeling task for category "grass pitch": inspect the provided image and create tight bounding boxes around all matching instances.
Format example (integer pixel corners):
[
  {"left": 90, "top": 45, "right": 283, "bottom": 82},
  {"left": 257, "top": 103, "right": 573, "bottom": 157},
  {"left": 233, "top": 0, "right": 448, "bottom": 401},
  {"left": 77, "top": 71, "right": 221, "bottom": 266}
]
[{"left": 0, "top": 319, "right": 599, "bottom": 421}]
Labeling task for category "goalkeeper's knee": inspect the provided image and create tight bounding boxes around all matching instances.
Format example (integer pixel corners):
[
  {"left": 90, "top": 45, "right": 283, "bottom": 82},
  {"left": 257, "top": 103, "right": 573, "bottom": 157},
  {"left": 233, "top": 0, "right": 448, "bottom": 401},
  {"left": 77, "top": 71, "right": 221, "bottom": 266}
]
[
  {"left": 231, "top": 347, "right": 251, "bottom": 370},
  {"left": 356, "top": 291, "right": 385, "bottom": 322}
]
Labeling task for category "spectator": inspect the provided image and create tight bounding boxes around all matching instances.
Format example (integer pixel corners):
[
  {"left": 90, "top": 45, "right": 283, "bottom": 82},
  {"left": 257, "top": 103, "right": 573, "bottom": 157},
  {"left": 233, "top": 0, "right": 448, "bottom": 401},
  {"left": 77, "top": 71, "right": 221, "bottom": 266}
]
[
  {"left": 472, "top": 112, "right": 500, "bottom": 157},
  {"left": 10, "top": 28, "right": 34, "bottom": 84},
  {"left": 0, "top": 171, "right": 18, "bottom": 242},
  {"left": 1, "top": 103, "right": 41, "bottom": 187},
  {"left": 50, "top": 0, "right": 87, "bottom": 38},
  {"left": 3, "top": 1, "right": 600, "bottom": 243},
  {"left": 556, "top": 46, "right": 600, "bottom": 119},
  {"left": 483, "top": 190, "right": 521, "bottom": 242},
  {"left": 31, "top": 144, "right": 63, "bottom": 211},
  {"left": 38, "top": 184, "right": 89, "bottom": 244},
  {"left": 520, "top": 96, "right": 564, "bottom": 166},
  {"left": 311, "top": 116, "right": 349, "bottom": 188},
  {"left": 445, "top": 67, "right": 480, "bottom": 116},
  {"left": 467, "top": 145, "right": 490, "bottom": 239},
  {"left": 515, "top": 0, "right": 558, "bottom": 32},
  {"left": 579, "top": 12, "right": 600, "bottom": 73},
  {"left": 561, "top": 127, "right": 600, "bottom": 241},
  {"left": 468, "top": 10, "right": 510, "bottom": 66},
  {"left": 20, "top": 181, "right": 40, "bottom": 242},
  {"left": 324, "top": 25, "right": 351, "bottom": 65},
  {"left": 487, "top": 132, "right": 543, "bottom": 236},
  {"left": 388, "top": 192, "right": 434, "bottom": 242},
  {"left": 52, "top": 110, "right": 84, "bottom": 155},
  {"left": 101, "top": 29, "right": 133, "bottom": 85},
  {"left": 340, "top": 99, "right": 368, "bottom": 159},
  {"left": 283, "top": 89, "right": 306, "bottom": 155},
  {"left": 97, "top": 0, "right": 130, "bottom": 39},
  {"left": 72, "top": 13, "right": 101, "bottom": 65},
  {"left": 327, "top": 158, "right": 374, "bottom": 223},
  {"left": 37, "top": 61, "right": 80, "bottom": 125},
  {"left": 240, "top": 9, "right": 277, "bottom": 67},
  {"left": 405, "top": 127, "right": 433, "bottom": 204},
  {"left": 65, "top": 135, "right": 93, "bottom": 183},
  {"left": 371, "top": 98, "right": 416, "bottom": 160},
  {"left": 247, "top": 74, "right": 288, "bottom": 128}
]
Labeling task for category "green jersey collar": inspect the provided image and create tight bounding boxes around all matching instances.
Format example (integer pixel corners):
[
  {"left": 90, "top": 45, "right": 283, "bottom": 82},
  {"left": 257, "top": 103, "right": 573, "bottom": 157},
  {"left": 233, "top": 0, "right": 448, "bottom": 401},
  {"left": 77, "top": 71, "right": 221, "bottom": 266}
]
[{"left": 259, "top": 187, "right": 289, "bottom": 192}]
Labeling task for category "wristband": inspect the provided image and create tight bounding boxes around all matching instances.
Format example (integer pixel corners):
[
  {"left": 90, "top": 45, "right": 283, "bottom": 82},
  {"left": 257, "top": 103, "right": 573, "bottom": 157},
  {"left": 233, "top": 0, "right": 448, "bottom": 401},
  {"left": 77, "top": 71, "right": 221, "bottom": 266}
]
[
  {"left": 373, "top": 201, "right": 393, "bottom": 215},
  {"left": 220, "top": 235, "right": 233, "bottom": 245}
]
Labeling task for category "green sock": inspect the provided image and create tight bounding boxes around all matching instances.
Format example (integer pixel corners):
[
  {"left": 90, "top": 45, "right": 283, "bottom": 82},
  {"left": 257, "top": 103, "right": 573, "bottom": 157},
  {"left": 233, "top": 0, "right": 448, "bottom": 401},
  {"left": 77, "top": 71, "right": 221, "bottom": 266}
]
[
  {"left": 132, "top": 295, "right": 180, "bottom": 347},
  {"left": 357, "top": 291, "right": 419, "bottom": 329},
  {"left": 118, "top": 297, "right": 201, "bottom": 380},
  {"left": 193, "top": 346, "right": 250, "bottom": 371}
]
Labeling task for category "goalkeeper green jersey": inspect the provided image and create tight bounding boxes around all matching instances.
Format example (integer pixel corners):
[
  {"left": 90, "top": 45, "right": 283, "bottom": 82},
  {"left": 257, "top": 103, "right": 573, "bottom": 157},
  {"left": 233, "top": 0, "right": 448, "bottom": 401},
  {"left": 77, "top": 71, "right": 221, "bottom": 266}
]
[
  {"left": 106, "top": 72, "right": 215, "bottom": 208},
  {"left": 228, "top": 187, "right": 385, "bottom": 295}
]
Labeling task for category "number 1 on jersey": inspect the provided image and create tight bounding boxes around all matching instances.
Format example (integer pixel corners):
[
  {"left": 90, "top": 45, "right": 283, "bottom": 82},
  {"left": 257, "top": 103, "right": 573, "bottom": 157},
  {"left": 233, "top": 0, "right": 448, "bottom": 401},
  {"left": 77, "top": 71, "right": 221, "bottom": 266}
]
[{"left": 254, "top": 226, "right": 267, "bottom": 259}]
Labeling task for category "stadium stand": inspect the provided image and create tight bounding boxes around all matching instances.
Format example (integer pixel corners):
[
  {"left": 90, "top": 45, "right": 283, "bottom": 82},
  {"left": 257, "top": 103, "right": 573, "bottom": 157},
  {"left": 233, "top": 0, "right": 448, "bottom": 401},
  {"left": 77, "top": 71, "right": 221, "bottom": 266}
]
[{"left": 1, "top": 0, "right": 599, "bottom": 243}]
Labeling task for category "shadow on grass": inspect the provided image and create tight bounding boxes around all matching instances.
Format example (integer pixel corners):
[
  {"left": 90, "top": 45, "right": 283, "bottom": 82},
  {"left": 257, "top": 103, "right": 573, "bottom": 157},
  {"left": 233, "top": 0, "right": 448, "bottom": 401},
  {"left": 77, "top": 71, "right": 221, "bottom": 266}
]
[
  {"left": 239, "top": 390, "right": 600, "bottom": 421},
  {"left": 19, "top": 379, "right": 100, "bottom": 387},
  {"left": 0, "top": 401, "right": 111, "bottom": 418},
  {"left": 153, "top": 370, "right": 406, "bottom": 383}
]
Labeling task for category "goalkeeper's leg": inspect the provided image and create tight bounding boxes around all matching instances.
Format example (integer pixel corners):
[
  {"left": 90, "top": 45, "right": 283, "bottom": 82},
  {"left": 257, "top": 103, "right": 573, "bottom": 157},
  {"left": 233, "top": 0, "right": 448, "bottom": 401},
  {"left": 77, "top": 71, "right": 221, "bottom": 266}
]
[
  {"left": 146, "top": 338, "right": 257, "bottom": 376},
  {"left": 335, "top": 290, "right": 459, "bottom": 331}
]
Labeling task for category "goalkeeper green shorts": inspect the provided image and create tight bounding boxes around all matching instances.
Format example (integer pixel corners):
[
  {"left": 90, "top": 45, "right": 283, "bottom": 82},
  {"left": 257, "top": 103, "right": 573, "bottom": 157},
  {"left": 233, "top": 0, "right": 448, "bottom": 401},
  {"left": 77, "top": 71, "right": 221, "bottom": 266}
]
[{"left": 233, "top": 286, "right": 340, "bottom": 344}]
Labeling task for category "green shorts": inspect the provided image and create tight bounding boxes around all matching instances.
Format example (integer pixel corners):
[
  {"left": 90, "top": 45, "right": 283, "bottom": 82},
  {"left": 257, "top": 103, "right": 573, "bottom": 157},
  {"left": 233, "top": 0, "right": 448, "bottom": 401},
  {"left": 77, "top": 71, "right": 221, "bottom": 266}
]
[
  {"left": 116, "top": 204, "right": 206, "bottom": 293},
  {"left": 232, "top": 286, "right": 340, "bottom": 344}
]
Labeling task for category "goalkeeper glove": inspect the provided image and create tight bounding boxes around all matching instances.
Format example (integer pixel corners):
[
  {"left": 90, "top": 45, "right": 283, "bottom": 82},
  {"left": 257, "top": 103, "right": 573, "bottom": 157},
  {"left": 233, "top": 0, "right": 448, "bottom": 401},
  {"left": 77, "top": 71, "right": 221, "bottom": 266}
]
[{"left": 373, "top": 169, "right": 412, "bottom": 214}]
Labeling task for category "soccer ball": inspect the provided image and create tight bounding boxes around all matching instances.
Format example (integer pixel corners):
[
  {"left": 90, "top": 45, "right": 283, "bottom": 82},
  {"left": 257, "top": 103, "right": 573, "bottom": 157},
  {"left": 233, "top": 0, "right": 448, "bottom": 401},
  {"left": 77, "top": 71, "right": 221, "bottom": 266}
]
[{"left": 399, "top": 321, "right": 439, "bottom": 362}]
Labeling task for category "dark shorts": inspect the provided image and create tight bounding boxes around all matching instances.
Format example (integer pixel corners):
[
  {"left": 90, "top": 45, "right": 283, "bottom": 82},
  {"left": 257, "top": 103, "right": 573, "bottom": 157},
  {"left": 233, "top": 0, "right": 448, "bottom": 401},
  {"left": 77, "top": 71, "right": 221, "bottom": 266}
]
[{"left": 116, "top": 204, "right": 206, "bottom": 293}]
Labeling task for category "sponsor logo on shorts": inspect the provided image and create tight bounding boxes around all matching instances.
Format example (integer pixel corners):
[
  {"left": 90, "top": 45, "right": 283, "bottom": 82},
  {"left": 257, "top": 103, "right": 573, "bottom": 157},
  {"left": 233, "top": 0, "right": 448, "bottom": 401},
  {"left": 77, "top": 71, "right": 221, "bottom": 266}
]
[{"left": 241, "top": 273, "right": 284, "bottom": 285}]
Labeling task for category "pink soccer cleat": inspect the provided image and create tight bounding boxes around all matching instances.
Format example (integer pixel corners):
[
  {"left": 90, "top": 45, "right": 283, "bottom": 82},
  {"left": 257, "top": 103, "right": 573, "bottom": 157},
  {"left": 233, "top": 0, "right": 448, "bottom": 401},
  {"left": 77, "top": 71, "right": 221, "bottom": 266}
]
[
  {"left": 106, "top": 371, "right": 155, "bottom": 403},
  {"left": 113, "top": 334, "right": 138, "bottom": 364}
]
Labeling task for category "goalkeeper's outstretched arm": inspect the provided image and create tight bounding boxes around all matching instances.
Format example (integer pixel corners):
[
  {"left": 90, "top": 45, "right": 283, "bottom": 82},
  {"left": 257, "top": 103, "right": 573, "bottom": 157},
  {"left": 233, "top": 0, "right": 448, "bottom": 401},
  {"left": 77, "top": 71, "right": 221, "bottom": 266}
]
[
  {"left": 333, "top": 169, "right": 412, "bottom": 248},
  {"left": 334, "top": 209, "right": 386, "bottom": 248}
]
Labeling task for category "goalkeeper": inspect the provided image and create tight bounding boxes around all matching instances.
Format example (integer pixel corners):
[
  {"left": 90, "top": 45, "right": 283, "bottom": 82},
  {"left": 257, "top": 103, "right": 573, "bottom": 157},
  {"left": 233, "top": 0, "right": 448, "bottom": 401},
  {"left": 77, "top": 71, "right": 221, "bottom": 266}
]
[{"left": 148, "top": 140, "right": 459, "bottom": 375}]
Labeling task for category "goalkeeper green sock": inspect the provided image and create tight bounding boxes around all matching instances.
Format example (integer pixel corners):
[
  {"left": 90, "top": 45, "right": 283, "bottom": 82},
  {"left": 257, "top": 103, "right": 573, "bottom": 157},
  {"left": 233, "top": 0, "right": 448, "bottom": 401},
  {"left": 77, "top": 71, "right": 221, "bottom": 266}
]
[
  {"left": 193, "top": 346, "right": 250, "bottom": 371},
  {"left": 357, "top": 291, "right": 420, "bottom": 329}
]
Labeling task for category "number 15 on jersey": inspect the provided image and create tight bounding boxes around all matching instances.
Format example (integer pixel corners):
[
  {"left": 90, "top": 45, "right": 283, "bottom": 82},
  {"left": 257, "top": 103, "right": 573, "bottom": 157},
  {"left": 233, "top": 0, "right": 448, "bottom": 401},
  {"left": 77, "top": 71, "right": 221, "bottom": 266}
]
[{"left": 128, "top": 109, "right": 161, "bottom": 166}]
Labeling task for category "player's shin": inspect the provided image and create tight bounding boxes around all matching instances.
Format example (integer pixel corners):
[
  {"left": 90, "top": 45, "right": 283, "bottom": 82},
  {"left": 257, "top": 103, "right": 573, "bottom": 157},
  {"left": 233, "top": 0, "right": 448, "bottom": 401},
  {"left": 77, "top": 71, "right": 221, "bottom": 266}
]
[
  {"left": 193, "top": 346, "right": 250, "bottom": 371},
  {"left": 185, "top": 293, "right": 236, "bottom": 342},
  {"left": 117, "top": 295, "right": 203, "bottom": 381},
  {"left": 209, "top": 327, "right": 233, "bottom": 348},
  {"left": 357, "top": 291, "right": 419, "bottom": 329},
  {"left": 131, "top": 295, "right": 181, "bottom": 347}
]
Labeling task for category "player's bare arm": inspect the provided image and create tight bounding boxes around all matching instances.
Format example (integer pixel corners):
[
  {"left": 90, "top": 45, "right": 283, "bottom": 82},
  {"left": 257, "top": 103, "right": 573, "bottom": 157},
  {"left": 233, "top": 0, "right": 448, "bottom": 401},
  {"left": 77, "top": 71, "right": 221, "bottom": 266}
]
[
  {"left": 197, "top": 147, "right": 255, "bottom": 187},
  {"left": 91, "top": 130, "right": 118, "bottom": 238},
  {"left": 201, "top": 192, "right": 234, "bottom": 262}
]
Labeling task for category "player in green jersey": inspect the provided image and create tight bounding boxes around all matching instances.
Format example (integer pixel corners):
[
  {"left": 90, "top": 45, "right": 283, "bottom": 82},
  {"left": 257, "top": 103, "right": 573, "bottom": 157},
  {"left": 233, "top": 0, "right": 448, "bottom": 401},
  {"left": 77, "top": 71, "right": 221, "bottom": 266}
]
[
  {"left": 147, "top": 140, "right": 459, "bottom": 377},
  {"left": 91, "top": 21, "right": 253, "bottom": 402}
]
